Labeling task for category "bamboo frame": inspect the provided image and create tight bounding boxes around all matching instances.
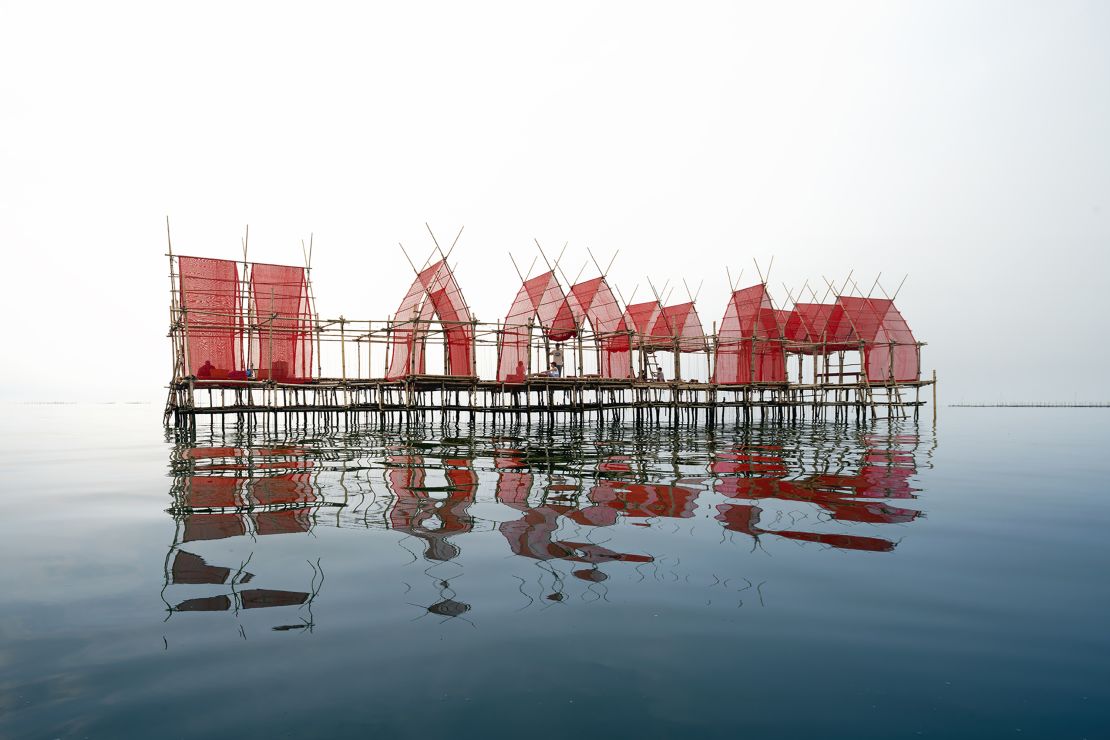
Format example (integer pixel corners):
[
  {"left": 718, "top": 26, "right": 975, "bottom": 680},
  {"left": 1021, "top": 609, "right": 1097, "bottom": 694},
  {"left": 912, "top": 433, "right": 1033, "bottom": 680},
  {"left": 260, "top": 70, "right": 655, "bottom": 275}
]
[{"left": 165, "top": 250, "right": 931, "bottom": 426}]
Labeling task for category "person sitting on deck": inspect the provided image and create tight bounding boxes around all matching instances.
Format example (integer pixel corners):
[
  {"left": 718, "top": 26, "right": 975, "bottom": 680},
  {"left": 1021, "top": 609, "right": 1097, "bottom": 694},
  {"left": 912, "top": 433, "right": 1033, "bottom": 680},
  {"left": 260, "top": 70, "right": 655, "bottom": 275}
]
[
  {"left": 654, "top": 367, "right": 664, "bottom": 382},
  {"left": 198, "top": 360, "right": 215, "bottom": 379},
  {"left": 506, "top": 360, "right": 526, "bottom": 384},
  {"left": 548, "top": 362, "right": 561, "bottom": 378}
]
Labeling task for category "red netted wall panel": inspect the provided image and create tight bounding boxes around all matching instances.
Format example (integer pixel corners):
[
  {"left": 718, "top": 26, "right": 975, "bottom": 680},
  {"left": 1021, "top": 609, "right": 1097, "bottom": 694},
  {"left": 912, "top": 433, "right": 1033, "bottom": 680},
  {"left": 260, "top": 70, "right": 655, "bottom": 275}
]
[
  {"left": 387, "top": 261, "right": 474, "bottom": 380},
  {"left": 623, "top": 301, "right": 660, "bottom": 350},
  {"left": 871, "top": 302, "right": 919, "bottom": 382},
  {"left": 386, "top": 262, "right": 437, "bottom": 378},
  {"left": 496, "top": 271, "right": 577, "bottom": 382},
  {"left": 785, "top": 303, "right": 850, "bottom": 352},
  {"left": 712, "top": 284, "right": 786, "bottom": 384},
  {"left": 250, "top": 263, "right": 313, "bottom": 381},
  {"left": 568, "top": 276, "right": 632, "bottom": 379},
  {"left": 647, "top": 302, "right": 707, "bottom": 353},
  {"left": 428, "top": 266, "right": 475, "bottom": 376},
  {"left": 838, "top": 297, "right": 919, "bottom": 382},
  {"left": 178, "top": 256, "right": 242, "bottom": 379}
]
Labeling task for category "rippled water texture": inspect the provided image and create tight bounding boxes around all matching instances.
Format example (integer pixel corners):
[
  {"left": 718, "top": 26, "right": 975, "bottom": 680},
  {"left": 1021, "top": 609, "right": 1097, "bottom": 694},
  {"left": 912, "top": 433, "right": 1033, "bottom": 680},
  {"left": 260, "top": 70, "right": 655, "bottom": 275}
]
[{"left": 1, "top": 406, "right": 1108, "bottom": 739}]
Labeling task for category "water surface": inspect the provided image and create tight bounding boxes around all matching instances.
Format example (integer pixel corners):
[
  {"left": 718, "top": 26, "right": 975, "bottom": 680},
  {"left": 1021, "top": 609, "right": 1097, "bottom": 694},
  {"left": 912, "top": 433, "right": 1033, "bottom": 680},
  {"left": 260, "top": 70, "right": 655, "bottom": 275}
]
[{"left": 1, "top": 406, "right": 1107, "bottom": 739}]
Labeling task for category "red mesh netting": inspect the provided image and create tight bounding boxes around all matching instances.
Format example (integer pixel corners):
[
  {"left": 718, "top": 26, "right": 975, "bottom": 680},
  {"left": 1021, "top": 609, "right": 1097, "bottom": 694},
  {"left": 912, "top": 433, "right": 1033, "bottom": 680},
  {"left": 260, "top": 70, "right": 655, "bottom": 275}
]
[
  {"left": 647, "top": 302, "right": 708, "bottom": 353},
  {"left": 837, "top": 297, "right": 919, "bottom": 382},
  {"left": 713, "top": 284, "right": 787, "bottom": 384},
  {"left": 178, "top": 256, "right": 242, "bottom": 379},
  {"left": 623, "top": 301, "right": 661, "bottom": 350},
  {"left": 496, "top": 271, "right": 577, "bottom": 383},
  {"left": 568, "top": 276, "right": 632, "bottom": 379},
  {"left": 386, "top": 260, "right": 474, "bottom": 379},
  {"left": 783, "top": 302, "right": 850, "bottom": 352},
  {"left": 250, "top": 263, "right": 313, "bottom": 381}
]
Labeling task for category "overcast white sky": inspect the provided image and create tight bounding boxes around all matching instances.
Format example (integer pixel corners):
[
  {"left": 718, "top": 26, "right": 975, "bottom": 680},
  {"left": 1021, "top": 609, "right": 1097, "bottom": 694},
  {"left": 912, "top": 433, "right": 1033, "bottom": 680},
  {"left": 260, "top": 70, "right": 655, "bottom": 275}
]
[{"left": 1, "top": 1, "right": 1107, "bottom": 403}]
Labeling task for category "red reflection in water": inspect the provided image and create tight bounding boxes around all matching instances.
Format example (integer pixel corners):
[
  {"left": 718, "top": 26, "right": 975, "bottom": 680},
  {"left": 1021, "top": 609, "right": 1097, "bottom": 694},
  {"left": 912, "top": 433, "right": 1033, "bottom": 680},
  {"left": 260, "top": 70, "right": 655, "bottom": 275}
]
[
  {"left": 387, "top": 455, "right": 477, "bottom": 561},
  {"left": 569, "top": 482, "right": 699, "bottom": 526},
  {"left": 710, "top": 439, "right": 920, "bottom": 552}
]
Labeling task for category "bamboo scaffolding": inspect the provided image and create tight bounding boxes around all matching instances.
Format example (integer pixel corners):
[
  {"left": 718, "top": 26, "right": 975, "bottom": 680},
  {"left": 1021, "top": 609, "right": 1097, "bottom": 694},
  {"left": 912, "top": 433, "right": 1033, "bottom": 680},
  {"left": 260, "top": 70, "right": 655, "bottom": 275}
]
[{"left": 165, "top": 250, "right": 931, "bottom": 428}]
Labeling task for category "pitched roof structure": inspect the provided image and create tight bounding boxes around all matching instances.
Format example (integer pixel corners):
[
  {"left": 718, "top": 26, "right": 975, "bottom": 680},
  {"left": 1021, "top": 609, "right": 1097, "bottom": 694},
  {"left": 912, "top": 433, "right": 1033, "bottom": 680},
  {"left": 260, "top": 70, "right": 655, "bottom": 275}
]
[{"left": 713, "top": 283, "right": 787, "bottom": 384}]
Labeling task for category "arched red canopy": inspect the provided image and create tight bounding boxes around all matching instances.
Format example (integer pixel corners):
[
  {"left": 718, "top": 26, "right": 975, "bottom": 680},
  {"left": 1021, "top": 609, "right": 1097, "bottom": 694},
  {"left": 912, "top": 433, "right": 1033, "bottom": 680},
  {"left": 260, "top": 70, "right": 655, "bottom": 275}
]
[
  {"left": 386, "top": 260, "right": 473, "bottom": 380},
  {"left": 496, "top": 270, "right": 577, "bottom": 383},
  {"left": 567, "top": 276, "right": 632, "bottom": 379}
]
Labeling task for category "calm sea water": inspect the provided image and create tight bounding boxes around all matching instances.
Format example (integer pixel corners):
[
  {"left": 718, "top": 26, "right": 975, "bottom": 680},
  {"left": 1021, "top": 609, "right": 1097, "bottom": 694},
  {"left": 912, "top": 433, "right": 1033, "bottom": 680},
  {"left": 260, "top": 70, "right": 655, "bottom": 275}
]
[{"left": 0, "top": 405, "right": 1107, "bottom": 739}]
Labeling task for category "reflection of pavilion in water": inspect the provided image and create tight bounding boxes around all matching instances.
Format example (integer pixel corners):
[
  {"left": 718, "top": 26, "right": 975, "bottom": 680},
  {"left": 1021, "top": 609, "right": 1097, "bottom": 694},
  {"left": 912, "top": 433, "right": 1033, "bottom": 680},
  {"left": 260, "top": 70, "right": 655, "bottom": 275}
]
[
  {"left": 712, "top": 433, "right": 922, "bottom": 552},
  {"left": 166, "top": 427, "right": 927, "bottom": 617},
  {"left": 164, "top": 446, "right": 323, "bottom": 628}
]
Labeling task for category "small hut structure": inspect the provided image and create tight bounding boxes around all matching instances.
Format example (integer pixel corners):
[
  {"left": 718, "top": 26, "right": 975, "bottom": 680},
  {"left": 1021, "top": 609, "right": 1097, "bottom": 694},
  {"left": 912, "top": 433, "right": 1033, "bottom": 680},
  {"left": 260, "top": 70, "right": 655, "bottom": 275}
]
[
  {"left": 713, "top": 283, "right": 787, "bottom": 384},
  {"left": 836, "top": 297, "right": 920, "bottom": 383}
]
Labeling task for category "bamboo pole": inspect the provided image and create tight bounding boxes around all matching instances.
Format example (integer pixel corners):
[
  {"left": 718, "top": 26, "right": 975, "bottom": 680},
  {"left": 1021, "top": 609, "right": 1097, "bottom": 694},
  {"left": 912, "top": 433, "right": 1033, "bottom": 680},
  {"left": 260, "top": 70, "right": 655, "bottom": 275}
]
[
  {"left": 268, "top": 288, "right": 275, "bottom": 382},
  {"left": 932, "top": 368, "right": 937, "bottom": 425},
  {"left": 339, "top": 316, "right": 347, "bottom": 383},
  {"left": 384, "top": 317, "right": 392, "bottom": 378}
]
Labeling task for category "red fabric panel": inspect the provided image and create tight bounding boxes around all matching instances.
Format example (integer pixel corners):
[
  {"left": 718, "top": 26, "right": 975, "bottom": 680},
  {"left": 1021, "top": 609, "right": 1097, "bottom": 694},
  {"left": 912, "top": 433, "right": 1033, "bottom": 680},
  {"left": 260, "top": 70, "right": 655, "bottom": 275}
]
[
  {"left": 713, "top": 284, "right": 786, "bottom": 383},
  {"left": 251, "top": 263, "right": 313, "bottom": 380},
  {"left": 648, "top": 302, "right": 707, "bottom": 353},
  {"left": 869, "top": 302, "right": 919, "bottom": 382},
  {"left": 838, "top": 297, "right": 889, "bottom": 343},
  {"left": 386, "top": 260, "right": 474, "bottom": 379},
  {"left": 496, "top": 271, "right": 577, "bottom": 381},
  {"left": 836, "top": 297, "right": 919, "bottom": 382},
  {"left": 178, "top": 256, "right": 241, "bottom": 378},
  {"left": 783, "top": 309, "right": 807, "bottom": 343},
  {"left": 623, "top": 301, "right": 661, "bottom": 350},
  {"left": 427, "top": 267, "right": 474, "bottom": 376},
  {"left": 497, "top": 279, "right": 539, "bottom": 382},
  {"left": 533, "top": 273, "right": 577, "bottom": 342},
  {"left": 787, "top": 303, "right": 849, "bottom": 352},
  {"left": 386, "top": 262, "right": 439, "bottom": 378},
  {"left": 567, "top": 277, "right": 600, "bottom": 325},
  {"left": 388, "top": 263, "right": 436, "bottom": 378},
  {"left": 569, "top": 277, "right": 632, "bottom": 378}
]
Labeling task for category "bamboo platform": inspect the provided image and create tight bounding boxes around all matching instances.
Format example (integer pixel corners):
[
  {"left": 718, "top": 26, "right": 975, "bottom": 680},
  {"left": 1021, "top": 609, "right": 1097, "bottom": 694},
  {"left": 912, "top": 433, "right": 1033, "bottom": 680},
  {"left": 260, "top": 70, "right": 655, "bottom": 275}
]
[
  {"left": 166, "top": 374, "right": 934, "bottom": 429},
  {"left": 164, "top": 224, "right": 935, "bottom": 430}
]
